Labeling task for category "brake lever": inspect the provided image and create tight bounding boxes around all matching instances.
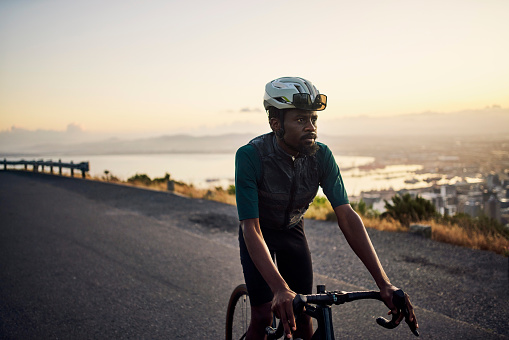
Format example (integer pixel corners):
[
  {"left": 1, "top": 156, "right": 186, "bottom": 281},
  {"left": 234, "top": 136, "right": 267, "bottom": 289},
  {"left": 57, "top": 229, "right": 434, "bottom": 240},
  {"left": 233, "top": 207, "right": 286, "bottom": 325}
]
[
  {"left": 266, "top": 295, "right": 307, "bottom": 340},
  {"left": 376, "top": 289, "right": 419, "bottom": 336}
]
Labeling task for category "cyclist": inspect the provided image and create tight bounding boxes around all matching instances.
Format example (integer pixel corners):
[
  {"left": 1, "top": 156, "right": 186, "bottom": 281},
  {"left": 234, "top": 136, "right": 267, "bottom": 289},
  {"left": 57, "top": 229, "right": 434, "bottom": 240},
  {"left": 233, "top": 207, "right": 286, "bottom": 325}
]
[{"left": 235, "top": 77, "right": 418, "bottom": 339}]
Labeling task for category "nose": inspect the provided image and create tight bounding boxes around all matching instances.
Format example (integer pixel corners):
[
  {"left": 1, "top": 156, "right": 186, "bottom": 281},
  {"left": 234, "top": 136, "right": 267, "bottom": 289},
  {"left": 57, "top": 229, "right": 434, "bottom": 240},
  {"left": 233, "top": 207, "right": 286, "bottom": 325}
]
[{"left": 305, "top": 118, "right": 316, "bottom": 132}]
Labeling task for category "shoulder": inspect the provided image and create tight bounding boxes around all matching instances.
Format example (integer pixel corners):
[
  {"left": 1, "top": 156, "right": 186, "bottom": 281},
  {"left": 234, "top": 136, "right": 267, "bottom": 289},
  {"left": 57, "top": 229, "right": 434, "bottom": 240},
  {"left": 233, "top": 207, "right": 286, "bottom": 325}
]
[
  {"left": 315, "top": 141, "right": 333, "bottom": 161},
  {"left": 248, "top": 132, "right": 274, "bottom": 149},
  {"left": 236, "top": 144, "right": 257, "bottom": 159},
  {"left": 316, "top": 141, "right": 329, "bottom": 151},
  {"left": 236, "top": 142, "right": 261, "bottom": 170}
]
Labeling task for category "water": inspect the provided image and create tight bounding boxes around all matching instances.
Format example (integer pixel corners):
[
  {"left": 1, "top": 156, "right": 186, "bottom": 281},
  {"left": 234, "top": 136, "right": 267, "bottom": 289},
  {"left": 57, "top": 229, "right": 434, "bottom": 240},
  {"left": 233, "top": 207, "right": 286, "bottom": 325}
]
[{"left": 6, "top": 153, "right": 479, "bottom": 196}]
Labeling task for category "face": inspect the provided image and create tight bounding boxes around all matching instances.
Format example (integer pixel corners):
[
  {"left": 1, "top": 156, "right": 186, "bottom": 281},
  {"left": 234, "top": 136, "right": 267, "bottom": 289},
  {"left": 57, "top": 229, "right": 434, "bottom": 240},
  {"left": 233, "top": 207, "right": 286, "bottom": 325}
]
[{"left": 272, "top": 109, "right": 319, "bottom": 156}]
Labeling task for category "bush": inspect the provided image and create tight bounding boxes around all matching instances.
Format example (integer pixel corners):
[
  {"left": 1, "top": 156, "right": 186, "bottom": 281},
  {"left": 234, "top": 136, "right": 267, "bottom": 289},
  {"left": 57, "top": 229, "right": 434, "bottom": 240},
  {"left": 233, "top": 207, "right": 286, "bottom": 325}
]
[
  {"left": 127, "top": 173, "right": 152, "bottom": 186},
  {"left": 312, "top": 196, "right": 328, "bottom": 206},
  {"left": 153, "top": 173, "right": 171, "bottom": 184},
  {"left": 102, "top": 170, "right": 120, "bottom": 182},
  {"left": 381, "top": 193, "right": 437, "bottom": 227}
]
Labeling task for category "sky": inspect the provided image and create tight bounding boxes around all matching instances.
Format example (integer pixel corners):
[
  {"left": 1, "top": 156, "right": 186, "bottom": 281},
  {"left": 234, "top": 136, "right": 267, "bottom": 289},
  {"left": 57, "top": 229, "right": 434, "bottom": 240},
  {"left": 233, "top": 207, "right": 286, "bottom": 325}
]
[{"left": 1, "top": 0, "right": 508, "bottom": 137}]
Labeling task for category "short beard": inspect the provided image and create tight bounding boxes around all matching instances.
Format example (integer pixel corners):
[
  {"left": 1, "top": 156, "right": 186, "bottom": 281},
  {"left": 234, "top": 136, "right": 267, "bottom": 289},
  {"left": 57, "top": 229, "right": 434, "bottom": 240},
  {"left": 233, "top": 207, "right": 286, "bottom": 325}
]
[{"left": 299, "top": 141, "right": 319, "bottom": 156}]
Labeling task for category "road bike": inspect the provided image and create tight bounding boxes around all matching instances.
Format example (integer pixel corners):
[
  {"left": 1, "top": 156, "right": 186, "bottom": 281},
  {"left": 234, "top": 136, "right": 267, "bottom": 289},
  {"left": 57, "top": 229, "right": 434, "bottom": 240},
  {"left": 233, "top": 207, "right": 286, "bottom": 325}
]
[{"left": 225, "top": 283, "right": 419, "bottom": 340}]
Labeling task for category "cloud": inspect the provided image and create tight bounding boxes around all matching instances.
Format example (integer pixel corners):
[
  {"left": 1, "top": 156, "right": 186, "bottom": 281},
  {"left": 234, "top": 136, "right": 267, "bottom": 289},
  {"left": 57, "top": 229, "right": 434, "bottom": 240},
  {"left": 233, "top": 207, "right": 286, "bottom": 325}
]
[
  {"left": 239, "top": 107, "right": 261, "bottom": 113},
  {"left": 66, "top": 123, "right": 84, "bottom": 134}
]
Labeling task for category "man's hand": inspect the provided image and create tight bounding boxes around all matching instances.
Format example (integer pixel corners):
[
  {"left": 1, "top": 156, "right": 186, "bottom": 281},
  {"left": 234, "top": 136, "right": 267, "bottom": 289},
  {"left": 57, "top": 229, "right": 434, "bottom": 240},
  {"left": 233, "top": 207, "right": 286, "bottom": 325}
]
[
  {"left": 380, "top": 284, "right": 419, "bottom": 331},
  {"left": 271, "top": 287, "right": 297, "bottom": 339}
]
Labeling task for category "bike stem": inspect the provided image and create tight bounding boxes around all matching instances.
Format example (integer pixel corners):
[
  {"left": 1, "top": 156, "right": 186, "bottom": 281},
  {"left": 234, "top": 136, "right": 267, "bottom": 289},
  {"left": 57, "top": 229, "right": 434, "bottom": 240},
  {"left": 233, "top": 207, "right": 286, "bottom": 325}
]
[{"left": 301, "top": 285, "right": 336, "bottom": 340}]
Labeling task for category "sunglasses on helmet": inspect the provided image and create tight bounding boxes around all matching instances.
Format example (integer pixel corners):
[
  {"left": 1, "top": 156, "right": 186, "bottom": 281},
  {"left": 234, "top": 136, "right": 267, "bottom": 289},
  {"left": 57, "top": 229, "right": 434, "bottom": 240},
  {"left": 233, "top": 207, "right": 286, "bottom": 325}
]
[{"left": 292, "top": 93, "right": 327, "bottom": 111}]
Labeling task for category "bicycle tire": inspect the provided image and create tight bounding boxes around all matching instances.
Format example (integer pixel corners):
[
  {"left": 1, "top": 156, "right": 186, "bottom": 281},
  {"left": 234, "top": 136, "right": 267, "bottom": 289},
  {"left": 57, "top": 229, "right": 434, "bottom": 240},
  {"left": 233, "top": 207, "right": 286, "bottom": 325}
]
[{"left": 225, "top": 284, "right": 251, "bottom": 340}]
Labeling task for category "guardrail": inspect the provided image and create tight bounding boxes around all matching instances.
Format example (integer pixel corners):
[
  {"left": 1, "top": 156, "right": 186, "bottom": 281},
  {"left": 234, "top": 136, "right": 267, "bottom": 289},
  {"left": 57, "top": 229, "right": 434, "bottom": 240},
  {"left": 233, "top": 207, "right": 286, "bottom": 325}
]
[{"left": 1, "top": 159, "right": 90, "bottom": 178}]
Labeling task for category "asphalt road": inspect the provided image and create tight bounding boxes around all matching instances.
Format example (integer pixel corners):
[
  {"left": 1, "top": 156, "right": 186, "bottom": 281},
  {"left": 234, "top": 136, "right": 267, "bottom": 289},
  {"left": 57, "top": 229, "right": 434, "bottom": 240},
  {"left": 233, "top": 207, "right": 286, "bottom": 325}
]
[{"left": 1, "top": 171, "right": 507, "bottom": 339}]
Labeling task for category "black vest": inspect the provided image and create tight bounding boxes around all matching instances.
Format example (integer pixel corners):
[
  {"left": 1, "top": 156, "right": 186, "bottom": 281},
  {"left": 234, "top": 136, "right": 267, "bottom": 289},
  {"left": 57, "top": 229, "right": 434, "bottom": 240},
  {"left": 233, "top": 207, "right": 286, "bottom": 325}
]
[{"left": 249, "top": 133, "right": 320, "bottom": 230}]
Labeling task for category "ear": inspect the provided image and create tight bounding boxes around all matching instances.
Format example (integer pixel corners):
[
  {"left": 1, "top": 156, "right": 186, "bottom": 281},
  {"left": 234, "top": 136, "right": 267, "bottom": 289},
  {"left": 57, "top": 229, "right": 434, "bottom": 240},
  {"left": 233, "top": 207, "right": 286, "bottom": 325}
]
[{"left": 269, "top": 117, "right": 281, "bottom": 133}]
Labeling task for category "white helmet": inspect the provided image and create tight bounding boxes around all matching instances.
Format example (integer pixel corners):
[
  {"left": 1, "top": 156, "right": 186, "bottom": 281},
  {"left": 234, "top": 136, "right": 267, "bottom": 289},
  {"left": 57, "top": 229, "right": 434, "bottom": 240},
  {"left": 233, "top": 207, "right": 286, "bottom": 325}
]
[{"left": 263, "top": 77, "right": 327, "bottom": 111}]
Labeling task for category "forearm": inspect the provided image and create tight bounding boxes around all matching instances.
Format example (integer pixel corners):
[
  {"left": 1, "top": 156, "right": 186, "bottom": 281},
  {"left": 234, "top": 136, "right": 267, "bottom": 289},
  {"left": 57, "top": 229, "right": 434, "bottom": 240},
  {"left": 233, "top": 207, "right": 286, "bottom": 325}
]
[
  {"left": 241, "top": 218, "right": 289, "bottom": 293},
  {"left": 334, "top": 205, "right": 391, "bottom": 289}
]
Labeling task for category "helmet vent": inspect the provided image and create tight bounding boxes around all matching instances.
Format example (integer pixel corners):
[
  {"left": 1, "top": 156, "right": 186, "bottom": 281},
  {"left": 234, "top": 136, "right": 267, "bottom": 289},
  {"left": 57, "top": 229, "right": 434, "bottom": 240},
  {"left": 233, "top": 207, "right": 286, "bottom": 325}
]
[{"left": 272, "top": 81, "right": 288, "bottom": 89}]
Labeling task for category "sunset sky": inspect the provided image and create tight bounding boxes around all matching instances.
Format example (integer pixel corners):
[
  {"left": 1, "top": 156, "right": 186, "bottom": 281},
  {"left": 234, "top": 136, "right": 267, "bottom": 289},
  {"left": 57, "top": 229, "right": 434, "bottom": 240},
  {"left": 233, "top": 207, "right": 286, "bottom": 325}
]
[{"left": 1, "top": 0, "right": 508, "bottom": 137}]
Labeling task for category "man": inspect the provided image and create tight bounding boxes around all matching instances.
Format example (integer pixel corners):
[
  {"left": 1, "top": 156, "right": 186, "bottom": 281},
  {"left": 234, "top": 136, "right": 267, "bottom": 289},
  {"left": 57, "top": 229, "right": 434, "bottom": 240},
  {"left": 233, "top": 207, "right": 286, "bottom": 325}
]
[{"left": 235, "top": 77, "right": 418, "bottom": 339}]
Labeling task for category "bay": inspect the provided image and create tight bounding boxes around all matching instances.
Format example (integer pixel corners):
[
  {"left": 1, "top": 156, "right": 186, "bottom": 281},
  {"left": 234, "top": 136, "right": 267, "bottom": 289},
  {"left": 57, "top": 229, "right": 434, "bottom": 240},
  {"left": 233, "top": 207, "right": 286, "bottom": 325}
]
[{"left": 11, "top": 152, "right": 452, "bottom": 196}]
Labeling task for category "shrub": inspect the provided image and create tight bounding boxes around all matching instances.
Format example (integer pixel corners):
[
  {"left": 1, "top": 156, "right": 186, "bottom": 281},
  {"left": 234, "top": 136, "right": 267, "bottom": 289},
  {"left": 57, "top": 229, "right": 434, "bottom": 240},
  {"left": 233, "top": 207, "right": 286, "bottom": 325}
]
[
  {"left": 153, "top": 173, "right": 171, "bottom": 184},
  {"left": 127, "top": 173, "right": 152, "bottom": 186},
  {"left": 351, "top": 199, "right": 380, "bottom": 218},
  {"left": 381, "top": 193, "right": 437, "bottom": 227}
]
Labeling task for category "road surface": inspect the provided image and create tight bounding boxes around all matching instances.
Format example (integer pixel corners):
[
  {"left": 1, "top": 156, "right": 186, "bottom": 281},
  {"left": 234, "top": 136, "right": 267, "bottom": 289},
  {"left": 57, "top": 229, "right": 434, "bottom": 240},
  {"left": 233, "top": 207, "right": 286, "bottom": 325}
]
[{"left": 1, "top": 171, "right": 507, "bottom": 339}]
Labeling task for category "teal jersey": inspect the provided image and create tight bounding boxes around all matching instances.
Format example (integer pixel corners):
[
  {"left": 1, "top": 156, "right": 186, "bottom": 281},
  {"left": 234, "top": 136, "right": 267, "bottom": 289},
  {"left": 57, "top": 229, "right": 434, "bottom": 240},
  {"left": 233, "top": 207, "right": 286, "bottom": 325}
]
[{"left": 235, "top": 141, "right": 349, "bottom": 221}]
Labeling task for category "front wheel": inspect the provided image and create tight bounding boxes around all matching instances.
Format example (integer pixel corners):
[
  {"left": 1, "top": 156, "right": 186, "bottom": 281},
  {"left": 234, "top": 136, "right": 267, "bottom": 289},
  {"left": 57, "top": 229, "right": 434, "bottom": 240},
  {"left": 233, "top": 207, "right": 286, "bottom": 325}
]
[{"left": 225, "top": 284, "right": 251, "bottom": 340}]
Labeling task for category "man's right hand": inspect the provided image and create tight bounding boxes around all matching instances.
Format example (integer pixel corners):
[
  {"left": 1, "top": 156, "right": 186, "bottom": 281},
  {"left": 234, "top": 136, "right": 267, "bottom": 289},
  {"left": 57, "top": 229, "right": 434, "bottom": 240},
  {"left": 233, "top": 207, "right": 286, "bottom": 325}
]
[{"left": 271, "top": 287, "right": 297, "bottom": 339}]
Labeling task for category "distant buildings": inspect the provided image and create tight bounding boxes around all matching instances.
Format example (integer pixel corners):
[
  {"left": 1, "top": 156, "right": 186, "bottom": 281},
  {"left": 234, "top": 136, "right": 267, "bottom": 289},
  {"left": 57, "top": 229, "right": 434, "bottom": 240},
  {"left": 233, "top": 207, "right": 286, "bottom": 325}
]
[{"left": 359, "top": 172, "right": 509, "bottom": 227}]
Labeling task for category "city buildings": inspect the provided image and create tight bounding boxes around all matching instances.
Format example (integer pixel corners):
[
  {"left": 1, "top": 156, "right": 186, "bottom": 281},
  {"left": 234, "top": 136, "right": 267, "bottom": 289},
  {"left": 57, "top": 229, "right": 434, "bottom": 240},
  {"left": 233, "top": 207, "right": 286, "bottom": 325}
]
[{"left": 359, "top": 172, "right": 509, "bottom": 227}]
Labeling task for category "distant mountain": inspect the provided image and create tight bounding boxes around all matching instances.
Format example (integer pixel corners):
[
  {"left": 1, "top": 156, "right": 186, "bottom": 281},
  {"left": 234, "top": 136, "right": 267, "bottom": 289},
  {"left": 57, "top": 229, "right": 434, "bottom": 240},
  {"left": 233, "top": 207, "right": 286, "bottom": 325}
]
[
  {"left": 0, "top": 133, "right": 254, "bottom": 156},
  {"left": 59, "top": 134, "right": 253, "bottom": 155},
  {"left": 318, "top": 107, "right": 509, "bottom": 136},
  {"left": 1, "top": 107, "right": 507, "bottom": 156}
]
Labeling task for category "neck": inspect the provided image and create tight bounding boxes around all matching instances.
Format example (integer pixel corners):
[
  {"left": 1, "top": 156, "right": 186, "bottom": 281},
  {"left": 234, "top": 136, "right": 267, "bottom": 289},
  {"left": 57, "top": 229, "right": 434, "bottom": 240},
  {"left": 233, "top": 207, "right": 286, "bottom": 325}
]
[{"left": 276, "top": 135, "right": 299, "bottom": 157}]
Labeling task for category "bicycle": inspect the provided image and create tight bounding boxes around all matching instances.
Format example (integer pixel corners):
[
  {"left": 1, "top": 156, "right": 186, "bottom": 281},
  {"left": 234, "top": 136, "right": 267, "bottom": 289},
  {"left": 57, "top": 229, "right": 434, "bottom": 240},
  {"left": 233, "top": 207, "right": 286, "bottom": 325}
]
[{"left": 225, "top": 283, "right": 419, "bottom": 340}]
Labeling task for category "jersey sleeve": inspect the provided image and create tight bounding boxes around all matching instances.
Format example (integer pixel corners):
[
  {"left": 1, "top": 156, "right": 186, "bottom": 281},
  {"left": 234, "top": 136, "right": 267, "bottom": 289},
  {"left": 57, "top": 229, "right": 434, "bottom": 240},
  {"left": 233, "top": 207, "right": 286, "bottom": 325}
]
[
  {"left": 317, "top": 143, "right": 350, "bottom": 208},
  {"left": 235, "top": 144, "right": 261, "bottom": 221}
]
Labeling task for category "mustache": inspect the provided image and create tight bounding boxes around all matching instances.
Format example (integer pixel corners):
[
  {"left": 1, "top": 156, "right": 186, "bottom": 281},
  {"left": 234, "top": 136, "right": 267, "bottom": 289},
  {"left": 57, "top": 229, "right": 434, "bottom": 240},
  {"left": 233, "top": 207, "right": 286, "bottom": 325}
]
[{"left": 301, "top": 133, "right": 317, "bottom": 140}]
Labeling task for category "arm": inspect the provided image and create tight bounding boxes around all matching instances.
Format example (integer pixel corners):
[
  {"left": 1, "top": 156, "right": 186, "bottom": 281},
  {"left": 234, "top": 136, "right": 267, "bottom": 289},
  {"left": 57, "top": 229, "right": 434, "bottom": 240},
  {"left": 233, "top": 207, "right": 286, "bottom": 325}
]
[
  {"left": 334, "top": 204, "right": 418, "bottom": 328},
  {"left": 241, "top": 218, "right": 297, "bottom": 337}
]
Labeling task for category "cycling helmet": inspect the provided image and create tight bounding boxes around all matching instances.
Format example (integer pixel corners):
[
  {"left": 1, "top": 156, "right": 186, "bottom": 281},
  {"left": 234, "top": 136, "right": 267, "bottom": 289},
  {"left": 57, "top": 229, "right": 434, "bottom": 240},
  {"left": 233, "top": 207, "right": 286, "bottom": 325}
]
[{"left": 263, "top": 77, "right": 327, "bottom": 111}]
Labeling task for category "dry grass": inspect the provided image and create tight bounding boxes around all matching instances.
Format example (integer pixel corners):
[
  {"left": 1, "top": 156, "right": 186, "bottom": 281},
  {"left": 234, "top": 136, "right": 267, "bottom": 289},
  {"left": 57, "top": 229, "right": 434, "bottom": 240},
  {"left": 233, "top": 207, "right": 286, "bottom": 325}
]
[
  {"left": 304, "top": 200, "right": 509, "bottom": 255},
  {"left": 362, "top": 216, "right": 407, "bottom": 232},
  {"left": 93, "top": 175, "right": 238, "bottom": 206},
  {"left": 173, "top": 182, "right": 237, "bottom": 205},
  {"left": 304, "top": 203, "right": 335, "bottom": 221},
  {"left": 363, "top": 217, "right": 509, "bottom": 255},
  {"left": 429, "top": 220, "right": 509, "bottom": 255}
]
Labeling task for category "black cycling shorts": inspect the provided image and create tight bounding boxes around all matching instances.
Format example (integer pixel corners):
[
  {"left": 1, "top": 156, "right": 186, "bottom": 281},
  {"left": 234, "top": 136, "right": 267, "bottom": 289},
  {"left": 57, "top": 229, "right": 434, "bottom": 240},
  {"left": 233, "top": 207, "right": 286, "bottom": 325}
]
[{"left": 238, "top": 220, "right": 313, "bottom": 306}]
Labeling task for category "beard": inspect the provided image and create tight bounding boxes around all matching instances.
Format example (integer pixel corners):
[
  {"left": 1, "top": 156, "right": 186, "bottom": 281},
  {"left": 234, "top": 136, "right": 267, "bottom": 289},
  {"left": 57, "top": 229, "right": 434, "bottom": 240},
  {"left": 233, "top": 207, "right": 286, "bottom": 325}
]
[
  {"left": 299, "top": 142, "right": 319, "bottom": 156},
  {"left": 298, "top": 135, "right": 319, "bottom": 156}
]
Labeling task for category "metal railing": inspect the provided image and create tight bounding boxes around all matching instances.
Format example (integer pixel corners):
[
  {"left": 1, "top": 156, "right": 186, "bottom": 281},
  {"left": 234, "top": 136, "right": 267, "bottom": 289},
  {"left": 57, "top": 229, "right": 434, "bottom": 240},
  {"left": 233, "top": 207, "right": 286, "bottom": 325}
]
[{"left": 1, "top": 159, "right": 90, "bottom": 178}]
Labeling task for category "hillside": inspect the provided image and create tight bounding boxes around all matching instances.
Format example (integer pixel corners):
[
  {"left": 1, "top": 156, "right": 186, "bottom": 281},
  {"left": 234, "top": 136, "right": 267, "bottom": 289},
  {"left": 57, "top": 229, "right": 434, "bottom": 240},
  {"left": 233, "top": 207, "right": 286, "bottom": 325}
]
[{"left": 1, "top": 107, "right": 507, "bottom": 156}]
